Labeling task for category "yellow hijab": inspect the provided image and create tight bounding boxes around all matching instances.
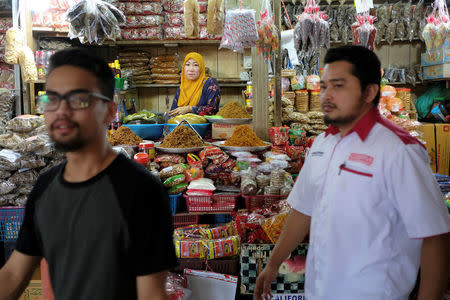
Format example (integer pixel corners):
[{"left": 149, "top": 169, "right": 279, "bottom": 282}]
[{"left": 178, "top": 52, "right": 209, "bottom": 107}]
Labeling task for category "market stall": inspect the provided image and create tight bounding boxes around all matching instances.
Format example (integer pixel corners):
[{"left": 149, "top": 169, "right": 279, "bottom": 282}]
[{"left": 0, "top": 0, "right": 449, "bottom": 299}]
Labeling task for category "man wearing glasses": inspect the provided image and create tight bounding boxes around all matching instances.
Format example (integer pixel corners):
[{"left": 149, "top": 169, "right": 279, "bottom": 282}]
[{"left": 0, "top": 48, "right": 177, "bottom": 299}]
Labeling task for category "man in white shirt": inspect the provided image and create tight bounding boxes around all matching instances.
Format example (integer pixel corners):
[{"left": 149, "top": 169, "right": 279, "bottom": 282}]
[{"left": 254, "top": 45, "right": 450, "bottom": 300}]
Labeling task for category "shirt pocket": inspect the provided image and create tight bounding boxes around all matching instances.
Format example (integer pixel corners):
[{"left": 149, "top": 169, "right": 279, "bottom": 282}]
[{"left": 339, "top": 164, "right": 373, "bottom": 178}]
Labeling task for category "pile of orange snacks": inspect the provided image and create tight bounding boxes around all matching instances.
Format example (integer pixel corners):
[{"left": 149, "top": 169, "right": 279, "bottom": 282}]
[{"left": 224, "top": 125, "right": 266, "bottom": 147}]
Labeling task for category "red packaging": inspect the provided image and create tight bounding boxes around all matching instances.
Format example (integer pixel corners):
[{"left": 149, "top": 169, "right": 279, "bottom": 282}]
[
  {"left": 268, "top": 126, "right": 290, "bottom": 146},
  {"left": 271, "top": 145, "right": 287, "bottom": 154},
  {"left": 200, "top": 146, "right": 223, "bottom": 161},
  {"left": 287, "top": 159, "right": 303, "bottom": 174},
  {"left": 185, "top": 167, "right": 204, "bottom": 182},
  {"left": 221, "top": 158, "right": 236, "bottom": 170},
  {"left": 187, "top": 153, "right": 202, "bottom": 166},
  {"left": 286, "top": 145, "right": 305, "bottom": 160},
  {"left": 155, "top": 154, "right": 185, "bottom": 164},
  {"left": 212, "top": 153, "right": 229, "bottom": 165}
]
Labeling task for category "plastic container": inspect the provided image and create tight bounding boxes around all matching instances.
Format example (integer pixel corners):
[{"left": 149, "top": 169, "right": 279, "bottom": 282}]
[
  {"left": 243, "top": 195, "right": 288, "bottom": 211},
  {"left": 0, "top": 207, "right": 25, "bottom": 241},
  {"left": 139, "top": 141, "right": 155, "bottom": 160},
  {"left": 172, "top": 214, "right": 199, "bottom": 228},
  {"left": 169, "top": 193, "right": 183, "bottom": 215},
  {"left": 184, "top": 193, "right": 239, "bottom": 213},
  {"left": 214, "top": 214, "right": 232, "bottom": 224},
  {"left": 124, "top": 124, "right": 164, "bottom": 140},
  {"left": 133, "top": 153, "right": 150, "bottom": 170},
  {"left": 165, "top": 123, "right": 211, "bottom": 138},
  {"left": 309, "top": 90, "right": 321, "bottom": 112}
]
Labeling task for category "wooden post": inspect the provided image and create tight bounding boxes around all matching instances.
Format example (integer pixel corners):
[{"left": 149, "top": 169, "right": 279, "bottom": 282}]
[
  {"left": 273, "top": 0, "right": 282, "bottom": 127},
  {"left": 251, "top": 0, "right": 269, "bottom": 141}
]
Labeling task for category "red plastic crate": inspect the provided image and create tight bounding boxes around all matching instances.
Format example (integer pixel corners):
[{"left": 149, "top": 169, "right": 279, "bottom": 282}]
[
  {"left": 172, "top": 214, "right": 199, "bottom": 228},
  {"left": 243, "top": 195, "right": 288, "bottom": 211},
  {"left": 184, "top": 193, "right": 239, "bottom": 213}
]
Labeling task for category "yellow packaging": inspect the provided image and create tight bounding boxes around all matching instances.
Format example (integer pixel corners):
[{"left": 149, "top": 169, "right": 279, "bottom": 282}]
[
  {"left": 435, "top": 123, "right": 450, "bottom": 175},
  {"left": 419, "top": 123, "right": 437, "bottom": 173},
  {"left": 204, "top": 236, "right": 240, "bottom": 260},
  {"left": 262, "top": 212, "right": 288, "bottom": 243},
  {"left": 175, "top": 239, "right": 205, "bottom": 259},
  {"left": 200, "top": 224, "right": 233, "bottom": 240}
]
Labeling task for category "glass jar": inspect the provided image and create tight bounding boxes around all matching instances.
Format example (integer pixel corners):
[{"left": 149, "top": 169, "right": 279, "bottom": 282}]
[{"left": 139, "top": 141, "right": 155, "bottom": 160}]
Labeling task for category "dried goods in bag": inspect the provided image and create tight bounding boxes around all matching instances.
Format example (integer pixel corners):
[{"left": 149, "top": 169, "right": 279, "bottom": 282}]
[
  {"left": 0, "top": 133, "right": 23, "bottom": 149},
  {"left": 207, "top": 0, "right": 224, "bottom": 35},
  {"left": 184, "top": 0, "right": 200, "bottom": 38},
  {"left": 220, "top": 9, "right": 259, "bottom": 52},
  {"left": 66, "top": 0, "right": 125, "bottom": 44},
  {"left": 6, "top": 115, "right": 45, "bottom": 133},
  {"left": 4, "top": 28, "right": 24, "bottom": 64},
  {"left": 9, "top": 169, "right": 38, "bottom": 186},
  {"left": 0, "top": 180, "right": 15, "bottom": 195},
  {"left": 0, "top": 149, "right": 21, "bottom": 171}
]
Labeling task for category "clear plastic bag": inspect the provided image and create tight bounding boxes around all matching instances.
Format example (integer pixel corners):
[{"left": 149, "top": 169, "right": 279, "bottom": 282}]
[
  {"left": 219, "top": 9, "right": 259, "bottom": 52},
  {"left": 0, "top": 180, "right": 15, "bottom": 195},
  {"left": 4, "top": 27, "right": 24, "bottom": 65},
  {"left": 184, "top": 0, "right": 200, "bottom": 38},
  {"left": 66, "top": 0, "right": 126, "bottom": 44},
  {"left": 0, "top": 193, "right": 18, "bottom": 206},
  {"left": 19, "top": 154, "right": 46, "bottom": 169},
  {"left": 0, "top": 149, "right": 21, "bottom": 171},
  {"left": 256, "top": 0, "right": 279, "bottom": 61},
  {"left": 9, "top": 169, "right": 38, "bottom": 186},
  {"left": 0, "top": 133, "right": 24, "bottom": 149},
  {"left": 6, "top": 115, "right": 45, "bottom": 133},
  {"left": 207, "top": 0, "right": 224, "bottom": 35}
]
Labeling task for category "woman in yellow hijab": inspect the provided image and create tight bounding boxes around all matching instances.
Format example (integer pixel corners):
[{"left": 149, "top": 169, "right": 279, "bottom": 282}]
[{"left": 169, "top": 52, "right": 221, "bottom": 116}]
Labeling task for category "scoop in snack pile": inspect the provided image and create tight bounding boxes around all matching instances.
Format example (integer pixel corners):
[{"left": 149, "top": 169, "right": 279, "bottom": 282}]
[
  {"left": 217, "top": 101, "right": 252, "bottom": 119},
  {"left": 159, "top": 125, "right": 206, "bottom": 148},
  {"left": 108, "top": 126, "right": 143, "bottom": 146},
  {"left": 223, "top": 124, "right": 266, "bottom": 147}
]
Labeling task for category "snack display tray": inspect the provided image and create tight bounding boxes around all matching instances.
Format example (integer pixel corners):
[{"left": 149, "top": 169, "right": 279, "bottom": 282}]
[
  {"left": 155, "top": 146, "right": 205, "bottom": 153},
  {"left": 212, "top": 141, "right": 271, "bottom": 152},
  {"left": 205, "top": 117, "right": 252, "bottom": 124}
]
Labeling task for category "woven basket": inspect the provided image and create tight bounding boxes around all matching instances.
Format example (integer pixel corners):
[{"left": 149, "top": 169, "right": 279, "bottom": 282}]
[
  {"left": 309, "top": 91, "right": 321, "bottom": 112},
  {"left": 295, "top": 90, "right": 309, "bottom": 112}
]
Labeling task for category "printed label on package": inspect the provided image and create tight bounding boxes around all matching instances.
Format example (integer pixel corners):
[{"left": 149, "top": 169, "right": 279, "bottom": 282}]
[{"left": 269, "top": 294, "right": 306, "bottom": 300}]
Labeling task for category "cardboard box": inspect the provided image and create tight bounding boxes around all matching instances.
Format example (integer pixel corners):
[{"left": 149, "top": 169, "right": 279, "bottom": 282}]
[
  {"left": 240, "top": 243, "right": 308, "bottom": 295},
  {"left": 421, "top": 42, "right": 450, "bottom": 66},
  {"left": 435, "top": 123, "right": 450, "bottom": 176},
  {"left": 419, "top": 123, "right": 437, "bottom": 173},
  {"left": 422, "top": 63, "right": 450, "bottom": 80},
  {"left": 19, "top": 280, "right": 42, "bottom": 300},
  {"left": 212, "top": 123, "right": 241, "bottom": 139}
]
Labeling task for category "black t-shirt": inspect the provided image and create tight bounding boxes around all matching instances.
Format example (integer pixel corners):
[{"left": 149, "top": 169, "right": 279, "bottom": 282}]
[{"left": 16, "top": 154, "right": 178, "bottom": 299}]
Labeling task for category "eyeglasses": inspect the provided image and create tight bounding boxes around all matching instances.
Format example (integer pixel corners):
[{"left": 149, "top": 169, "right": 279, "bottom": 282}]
[{"left": 36, "top": 90, "right": 111, "bottom": 113}]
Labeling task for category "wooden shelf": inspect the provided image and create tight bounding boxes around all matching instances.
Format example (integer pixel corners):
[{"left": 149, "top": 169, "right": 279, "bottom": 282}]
[
  {"left": 108, "top": 39, "right": 221, "bottom": 47},
  {"left": 135, "top": 82, "right": 246, "bottom": 88},
  {"left": 32, "top": 27, "right": 69, "bottom": 38},
  {"left": 388, "top": 81, "right": 423, "bottom": 85}
]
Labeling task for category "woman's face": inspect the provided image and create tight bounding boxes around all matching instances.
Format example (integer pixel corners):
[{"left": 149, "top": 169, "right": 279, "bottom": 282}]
[{"left": 184, "top": 58, "right": 201, "bottom": 81}]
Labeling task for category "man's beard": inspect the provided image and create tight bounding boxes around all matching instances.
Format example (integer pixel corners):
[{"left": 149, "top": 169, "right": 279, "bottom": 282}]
[
  {"left": 49, "top": 124, "right": 85, "bottom": 152},
  {"left": 322, "top": 99, "right": 365, "bottom": 126}
]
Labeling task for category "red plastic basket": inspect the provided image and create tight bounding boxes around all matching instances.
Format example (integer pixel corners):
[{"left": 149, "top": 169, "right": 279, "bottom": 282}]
[
  {"left": 172, "top": 214, "right": 199, "bottom": 228},
  {"left": 243, "top": 195, "right": 288, "bottom": 211},
  {"left": 184, "top": 193, "right": 239, "bottom": 213}
]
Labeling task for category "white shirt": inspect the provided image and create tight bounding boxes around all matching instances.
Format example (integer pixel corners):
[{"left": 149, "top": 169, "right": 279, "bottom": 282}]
[{"left": 287, "top": 107, "right": 450, "bottom": 300}]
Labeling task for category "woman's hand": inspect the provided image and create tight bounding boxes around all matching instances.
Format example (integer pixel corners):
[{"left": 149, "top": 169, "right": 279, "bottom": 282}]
[{"left": 168, "top": 106, "right": 192, "bottom": 117}]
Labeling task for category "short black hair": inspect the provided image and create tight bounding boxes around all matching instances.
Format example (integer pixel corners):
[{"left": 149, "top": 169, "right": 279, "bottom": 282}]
[
  {"left": 47, "top": 48, "right": 115, "bottom": 100},
  {"left": 324, "top": 45, "right": 381, "bottom": 106}
]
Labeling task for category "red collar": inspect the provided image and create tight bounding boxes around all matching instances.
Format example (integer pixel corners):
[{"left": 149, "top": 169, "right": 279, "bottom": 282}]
[{"left": 324, "top": 106, "right": 380, "bottom": 141}]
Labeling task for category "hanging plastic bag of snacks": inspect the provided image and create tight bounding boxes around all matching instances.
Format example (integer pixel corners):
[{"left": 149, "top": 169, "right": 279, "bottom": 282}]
[
  {"left": 256, "top": 0, "right": 279, "bottom": 61},
  {"left": 220, "top": 8, "right": 259, "bottom": 52}
]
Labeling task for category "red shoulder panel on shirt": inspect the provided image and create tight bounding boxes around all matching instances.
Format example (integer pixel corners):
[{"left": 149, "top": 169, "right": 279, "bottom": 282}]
[{"left": 377, "top": 116, "right": 426, "bottom": 149}]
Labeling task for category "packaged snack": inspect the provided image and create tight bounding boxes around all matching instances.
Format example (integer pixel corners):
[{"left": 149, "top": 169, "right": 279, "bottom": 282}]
[
  {"left": 9, "top": 169, "right": 38, "bottom": 186},
  {"left": 19, "top": 154, "right": 46, "bottom": 169},
  {"left": 204, "top": 236, "right": 240, "bottom": 259},
  {"left": 174, "top": 224, "right": 208, "bottom": 240},
  {"left": 219, "top": 9, "right": 259, "bottom": 52},
  {"left": 286, "top": 159, "right": 303, "bottom": 174},
  {"left": 16, "top": 184, "right": 33, "bottom": 195},
  {"left": 200, "top": 223, "right": 233, "bottom": 239},
  {"left": 268, "top": 126, "right": 289, "bottom": 146},
  {"left": 155, "top": 154, "right": 186, "bottom": 164},
  {"left": 229, "top": 151, "right": 253, "bottom": 158},
  {"left": 286, "top": 145, "right": 304, "bottom": 160},
  {"left": 240, "top": 177, "right": 257, "bottom": 195},
  {"left": 188, "top": 178, "right": 215, "bottom": 190},
  {"left": 186, "top": 189, "right": 213, "bottom": 196},
  {"left": 159, "top": 163, "right": 189, "bottom": 178},
  {"left": 205, "top": 163, "right": 223, "bottom": 179},
  {"left": 221, "top": 158, "right": 236, "bottom": 170},
  {"left": 0, "top": 180, "right": 16, "bottom": 195},
  {"left": 199, "top": 146, "right": 223, "bottom": 161},
  {"left": 0, "top": 193, "right": 18, "bottom": 206},
  {"left": 6, "top": 115, "right": 45, "bottom": 133},
  {"left": 163, "top": 174, "right": 186, "bottom": 188},
  {"left": 262, "top": 212, "right": 288, "bottom": 243},
  {"left": 289, "top": 128, "right": 307, "bottom": 146},
  {"left": 185, "top": 166, "right": 204, "bottom": 182},
  {"left": 168, "top": 183, "right": 188, "bottom": 195},
  {"left": 175, "top": 239, "right": 205, "bottom": 259},
  {"left": 0, "top": 149, "right": 21, "bottom": 171},
  {"left": 212, "top": 153, "right": 229, "bottom": 165},
  {"left": 0, "top": 133, "right": 23, "bottom": 149},
  {"left": 0, "top": 170, "right": 11, "bottom": 179}
]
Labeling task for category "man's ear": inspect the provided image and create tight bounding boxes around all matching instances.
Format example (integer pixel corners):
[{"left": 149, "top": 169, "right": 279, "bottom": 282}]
[
  {"left": 105, "top": 101, "right": 117, "bottom": 125},
  {"left": 363, "top": 84, "right": 379, "bottom": 105}
]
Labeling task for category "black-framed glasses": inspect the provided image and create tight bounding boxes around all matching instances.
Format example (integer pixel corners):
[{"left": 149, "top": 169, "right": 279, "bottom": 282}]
[{"left": 36, "top": 89, "right": 111, "bottom": 113}]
